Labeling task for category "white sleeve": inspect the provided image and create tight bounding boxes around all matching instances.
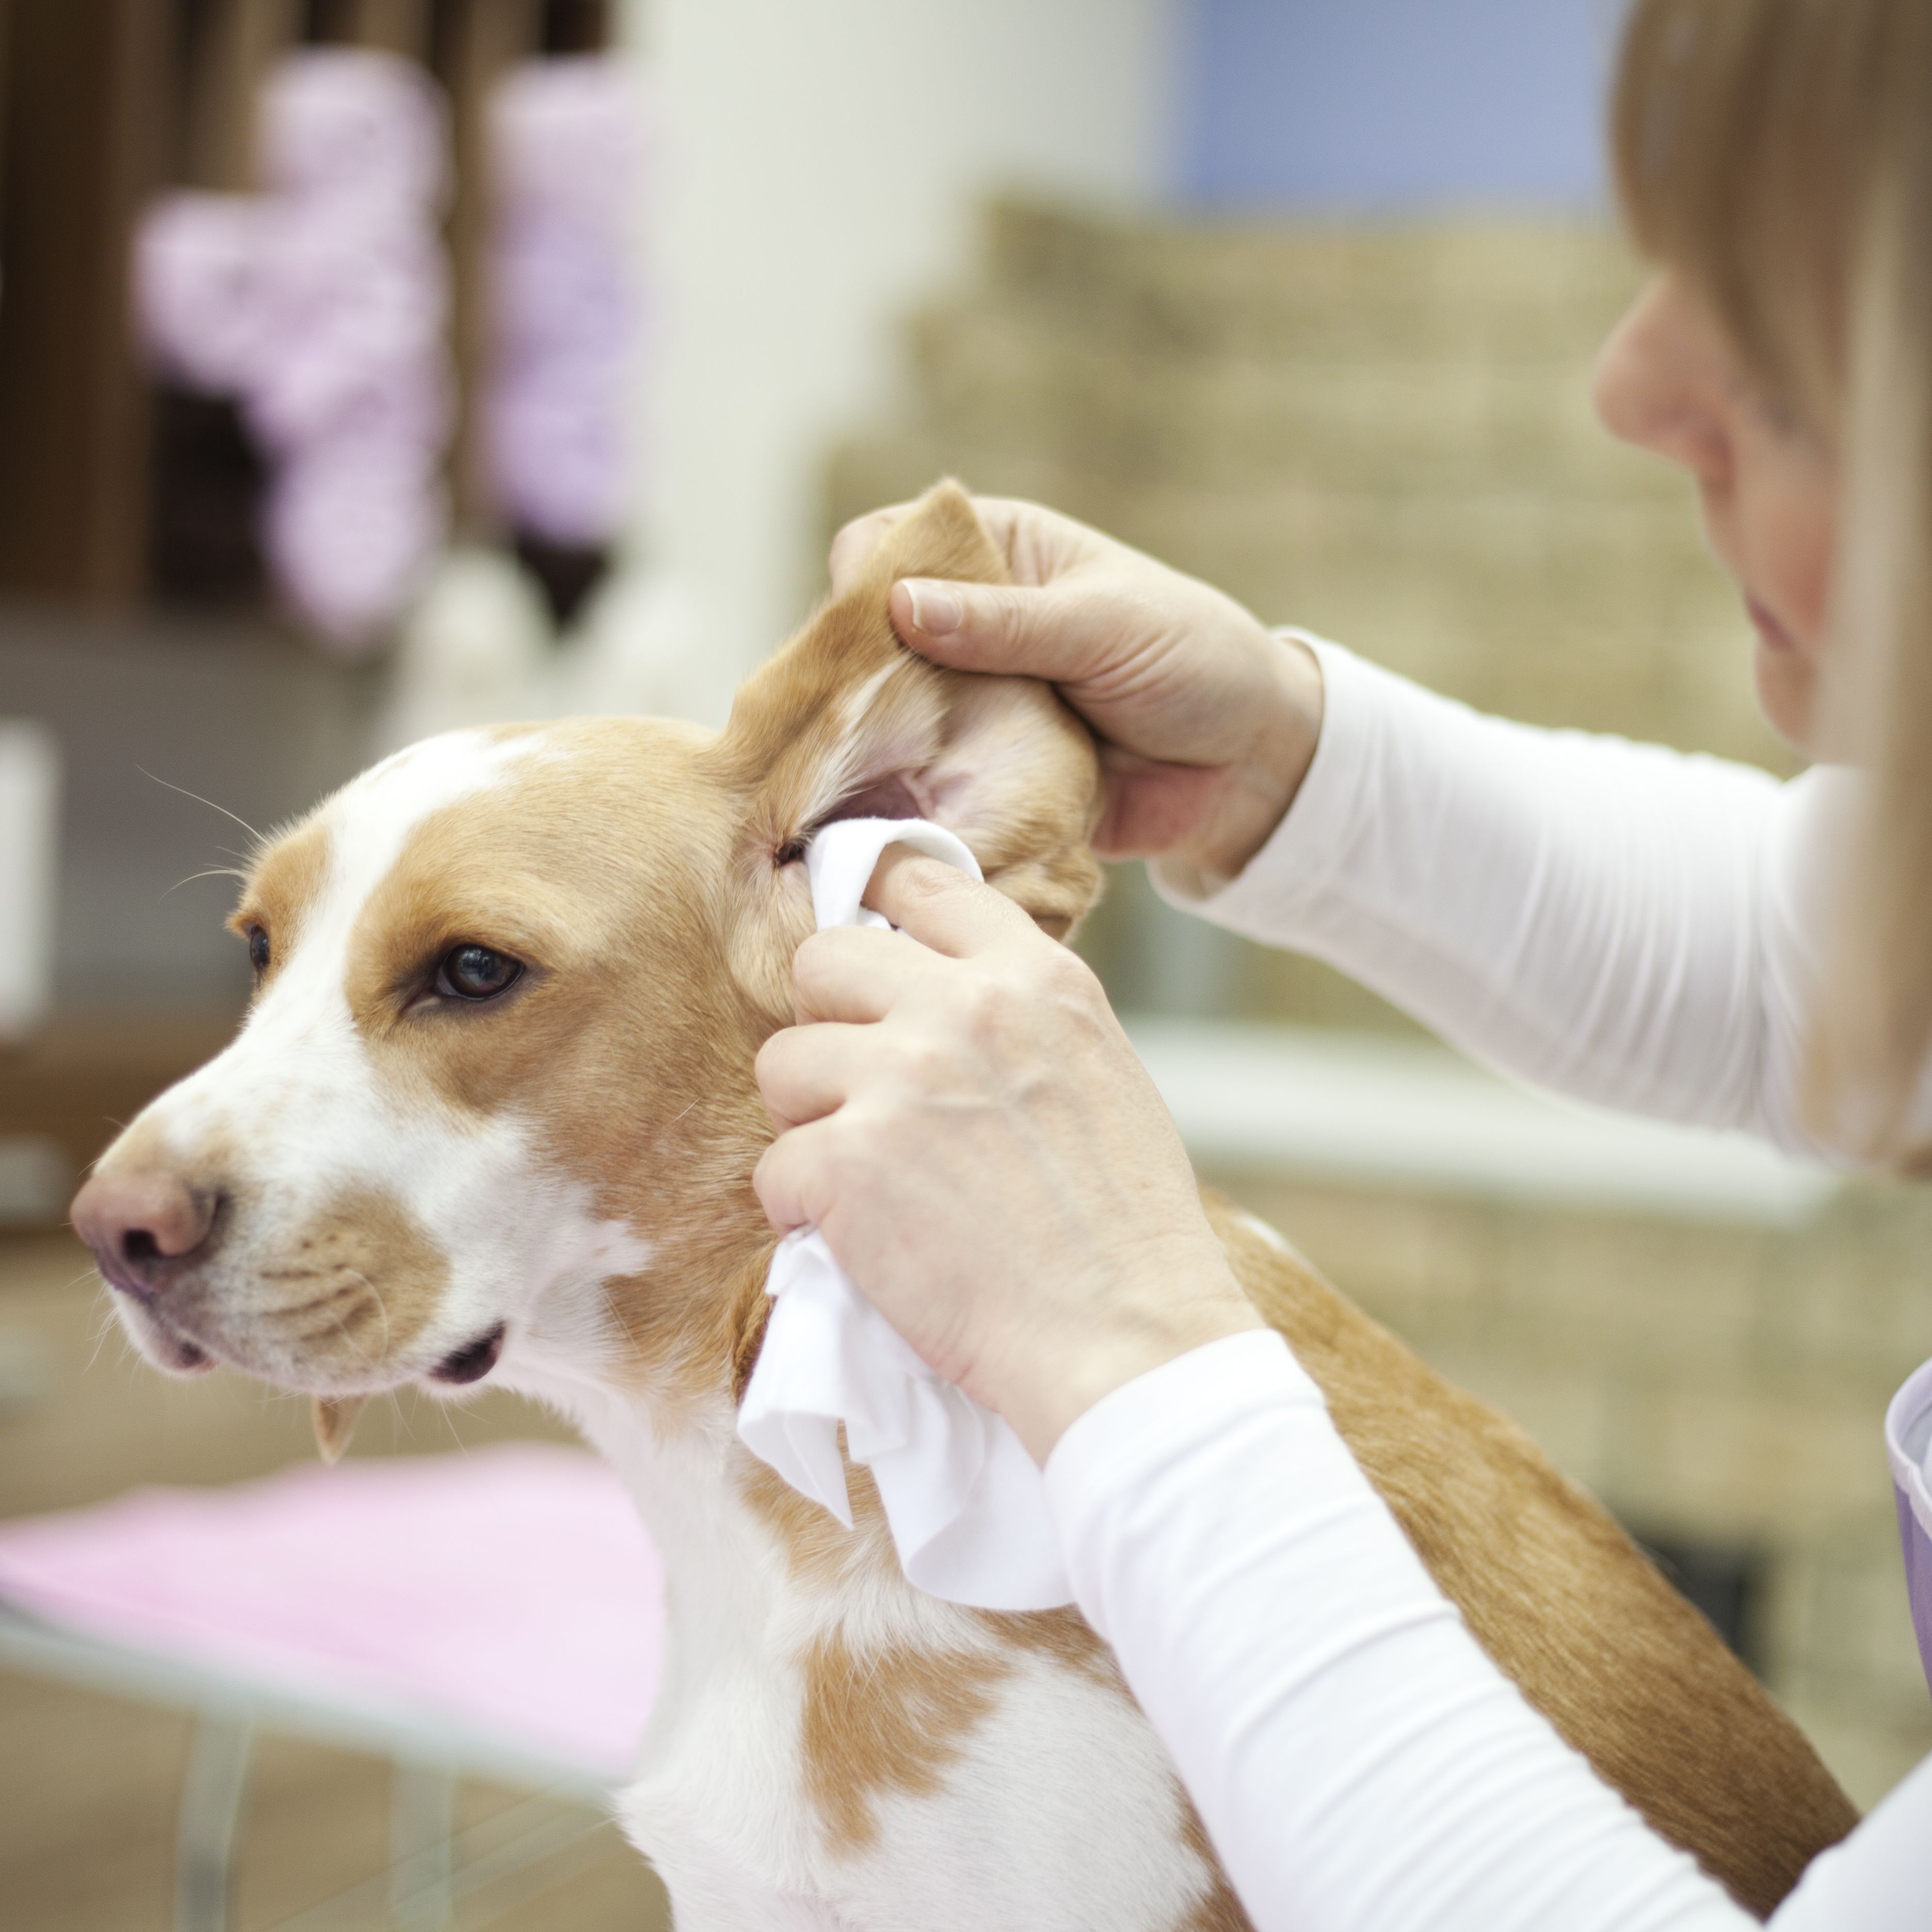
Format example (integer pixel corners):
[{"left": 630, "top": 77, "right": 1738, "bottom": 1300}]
[
  {"left": 1152, "top": 637, "right": 1847, "bottom": 1160},
  {"left": 1046, "top": 1331, "right": 1930, "bottom": 1932}
]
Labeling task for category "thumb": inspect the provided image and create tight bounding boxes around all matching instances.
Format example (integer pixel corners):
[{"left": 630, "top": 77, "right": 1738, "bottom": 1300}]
[{"left": 890, "top": 576, "right": 1122, "bottom": 685}]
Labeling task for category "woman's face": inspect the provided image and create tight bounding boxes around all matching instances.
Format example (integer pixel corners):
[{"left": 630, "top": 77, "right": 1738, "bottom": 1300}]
[{"left": 1592, "top": 272, "right": 1839, "bottom": 753}]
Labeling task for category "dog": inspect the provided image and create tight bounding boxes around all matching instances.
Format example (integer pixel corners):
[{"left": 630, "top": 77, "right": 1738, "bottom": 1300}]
[{"left": 72, "top": 484, "right": 1856, "bottom": 1927}]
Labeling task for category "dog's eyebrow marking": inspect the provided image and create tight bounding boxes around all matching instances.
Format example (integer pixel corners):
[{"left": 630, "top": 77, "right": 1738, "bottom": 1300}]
[
  {"left": 239, "top": 730, "right": 548, "bottom": 1041},
  {"left": 332, "top": 730, "right": 546, "bottom": 910}
]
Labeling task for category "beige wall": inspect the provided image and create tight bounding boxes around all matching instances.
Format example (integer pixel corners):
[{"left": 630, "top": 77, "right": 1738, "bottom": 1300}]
[{"left": 626, "top": 0, "right": 1173, "bottom": 680}]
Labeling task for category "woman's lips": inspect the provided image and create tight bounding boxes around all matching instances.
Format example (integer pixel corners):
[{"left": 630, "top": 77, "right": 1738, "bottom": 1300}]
[{"left": 1746, "top": 597, "right": 1797, "bottom": 653}]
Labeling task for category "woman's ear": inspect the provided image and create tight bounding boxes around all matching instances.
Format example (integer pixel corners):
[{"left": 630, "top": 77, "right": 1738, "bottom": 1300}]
[{"left": 713, "top": 481, "right": 1104, "bottom": 940}]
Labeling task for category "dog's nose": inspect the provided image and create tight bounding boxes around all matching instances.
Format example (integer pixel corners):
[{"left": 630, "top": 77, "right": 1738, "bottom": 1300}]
[{"left": 71, "top": 1170, "right": 218, "bottom": 1290}]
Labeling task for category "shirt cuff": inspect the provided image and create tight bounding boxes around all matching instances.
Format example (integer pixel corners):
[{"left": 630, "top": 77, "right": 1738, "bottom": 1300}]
[
  {"left": 1150, "top": 632, "right": 1378, "bottom": 940},
  {"left": 1043, "top": 1330, "right": 1325, "bottom": 1590}
]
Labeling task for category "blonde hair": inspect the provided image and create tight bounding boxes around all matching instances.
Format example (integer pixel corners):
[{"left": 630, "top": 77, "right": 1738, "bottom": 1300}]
[{"left": 1613, "top": 0, "right": 1932, "bottom": 1164}]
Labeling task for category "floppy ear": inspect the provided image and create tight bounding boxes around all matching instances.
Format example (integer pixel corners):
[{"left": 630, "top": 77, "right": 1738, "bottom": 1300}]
[{"left": 715, "top": 480, "right": 1104, "bottom": 941}]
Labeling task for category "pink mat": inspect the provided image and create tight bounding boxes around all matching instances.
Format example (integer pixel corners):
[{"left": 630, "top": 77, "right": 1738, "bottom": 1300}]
[{"left": 0, "top": 1444, "right": 663, "bottom": 1781}]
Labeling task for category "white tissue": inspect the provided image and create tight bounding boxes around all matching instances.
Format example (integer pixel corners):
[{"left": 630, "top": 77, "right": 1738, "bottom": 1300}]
[{"left": 736, "top": 817, "right": 1074, "bottom": 1612}]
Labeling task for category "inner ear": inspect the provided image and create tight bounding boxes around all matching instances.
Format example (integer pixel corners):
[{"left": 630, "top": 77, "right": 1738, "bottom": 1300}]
[
  {"left": 772, "top": 770, "right": 928, "bottom": 870},
  {"left": 821, "top": 770, "right": 928, "bottom": 828},
  {"left": 716, "top": 480, "right": 1105, "bottom": 938}
]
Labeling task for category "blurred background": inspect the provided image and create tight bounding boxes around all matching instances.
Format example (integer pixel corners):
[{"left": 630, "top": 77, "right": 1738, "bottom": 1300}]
[{"left": 2, "top": 1, "right": 1928, "bottom": 1926}]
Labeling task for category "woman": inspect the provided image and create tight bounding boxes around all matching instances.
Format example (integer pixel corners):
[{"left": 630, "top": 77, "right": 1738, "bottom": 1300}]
[{"left": 752, "top": 0, "right": 1930, "bottom": 1924}]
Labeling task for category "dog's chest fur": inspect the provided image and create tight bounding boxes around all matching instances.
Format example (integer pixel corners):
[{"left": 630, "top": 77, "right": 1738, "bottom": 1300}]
[{"left": 507, "top": 1361, "right": 1225, "bottom": 1932}]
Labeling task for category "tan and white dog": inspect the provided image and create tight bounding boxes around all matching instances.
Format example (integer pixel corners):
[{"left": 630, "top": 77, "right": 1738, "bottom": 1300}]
[{"left": 74, "top": 486, "right": 1855, "bottom": 1928}]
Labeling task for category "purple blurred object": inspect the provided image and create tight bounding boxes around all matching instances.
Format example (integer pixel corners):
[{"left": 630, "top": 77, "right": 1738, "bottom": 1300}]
[
  {"left": 247, "top": 206, "right": 451, "bottom": 456},
  {"left": 264, "top": 436, "right": 447, "bottom": 646},
  {"left": 486, "top": 56, "right": 649, "bottom": 549},
  {"left": 133, "top": 193, "right": 270, "bottom": 391},
  {"left": 257, "top": 47, "right": 449, "bottom": 215},
  {"left": 491, "top": 53, "right": 647, "bottom": 235},
  {"left": 1886, "top": 1356, "right": 1932, "bottom": 1699},
  {"left": 490, "top": 377, "right": 631, "bottom": 545},
  {"left": 131, "top": 47, "right": 452, "bottom": 649}
]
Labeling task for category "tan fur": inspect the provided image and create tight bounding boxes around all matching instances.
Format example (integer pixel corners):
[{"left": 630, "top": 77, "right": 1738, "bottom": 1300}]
[
  {"left": 97, "top": 483, "right": 1855, "bottom": 1923},
  {"left": 1176, "top": 1806, "right": 1250, "bottom": 1932},
  {"left": 312, "top": 1394, "right": 366, "bottom": 1463},
  {"left": 257, "top": 1181, "right": 450, "bottom": 1368},
  {"left": 801, "top": 1632, "right": 1012, "bottom": 1854},
  {"left": 1204, "top": 1197, "right": 1857, "bottom": 1917},
  {"left": 229, "top": 817, "right": 331, "bottom": 980}
]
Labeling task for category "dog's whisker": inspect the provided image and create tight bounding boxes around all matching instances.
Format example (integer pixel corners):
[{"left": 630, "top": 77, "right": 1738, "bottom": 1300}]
[
  {"left": 162, "top": 866, "right": 249, "bottom": 900},
  {"left": 345, "top": 1270, "right": 393, "bottom": 1361},
  {"left": 137, "top": 768, "right": 265, "bottom": 845},
  {"left": 309, "top": 1298, "right": 381, "bottom": 1366}
]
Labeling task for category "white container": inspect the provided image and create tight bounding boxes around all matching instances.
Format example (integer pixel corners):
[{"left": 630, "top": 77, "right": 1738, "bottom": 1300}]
[{"left": 0, "top": 719, "right": 60, "bottom": 1042}]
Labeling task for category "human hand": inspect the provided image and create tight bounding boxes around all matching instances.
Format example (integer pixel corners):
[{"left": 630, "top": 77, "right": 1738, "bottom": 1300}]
[
  {"left": 829, "top": 495, "right": 1324, "bottom": 884},
  {"left": 752, "top": 849, "right": 1263, "bottom": 1464}
]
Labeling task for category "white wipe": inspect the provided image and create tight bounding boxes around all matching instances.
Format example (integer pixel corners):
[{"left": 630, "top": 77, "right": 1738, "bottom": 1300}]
[{"left": 735, "top": 816, "right": 1073, "bottom": 1612}]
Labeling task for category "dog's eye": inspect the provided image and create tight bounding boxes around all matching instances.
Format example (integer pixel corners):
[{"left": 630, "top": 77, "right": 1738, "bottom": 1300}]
[
  {"left": 246, "top": 925, "right": 270, "bottom": 976},
  {"left": 436, "top": 944, "right": 523, "bottom": 1002}
]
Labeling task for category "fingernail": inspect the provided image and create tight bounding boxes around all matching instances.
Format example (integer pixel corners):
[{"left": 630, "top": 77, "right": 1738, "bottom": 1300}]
[{"left": 904, "top": 581, "right": 961, "bottom": 637}]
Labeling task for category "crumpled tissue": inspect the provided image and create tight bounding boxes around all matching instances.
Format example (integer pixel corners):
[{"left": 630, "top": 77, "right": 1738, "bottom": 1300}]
[{"left": 736, "top": 816, "right": 1074, "bottom": 1613}]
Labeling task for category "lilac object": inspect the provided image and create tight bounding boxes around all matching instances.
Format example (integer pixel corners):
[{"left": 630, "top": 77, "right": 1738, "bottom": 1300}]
[
  {"left": 131, "top": 48, "right": 453, "bottom": 647},
  {"left": 133, "top": 193, "right": 270, "bottom": 391},
  {"left": 488, "top": 377, "right": 631, "bottom": 546},
  {"left": 0, "top": 1445, "right": 662, "bottom": 1779},
  {"left": 492, "top": 223, "right": 633, "bottom": 362},
  {"left": 491, "top": 55, "right": 648, "bottom": 235},
  {"left": 486, "top": 56, "right": 648, "bottom": 547},
  {"left": 257, "top": 48, "right": 448, "bottom": 215},
  {"left": 1886, "top": 1357, "right": 1932, "bottom": 1699},
  {"left": 264, "top": 437, "right": 447, "bottom": 647},
  {"left": 247, "top": 206, "right": 451, "bottom": 456}
]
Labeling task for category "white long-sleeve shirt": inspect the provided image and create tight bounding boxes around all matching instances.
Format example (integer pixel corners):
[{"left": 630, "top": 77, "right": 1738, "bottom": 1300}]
[{"left": 1043, "top": 636, "right": 1930, "bottom": 1930}]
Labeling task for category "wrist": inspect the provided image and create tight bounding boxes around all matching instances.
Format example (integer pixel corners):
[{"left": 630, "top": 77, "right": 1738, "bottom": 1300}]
[
  {"left": 995, "top": 1263, "right": 1266, "bottom": 1465},
  {"left": 1178, "top": 631, "right": 1325, "bottom": 886}
]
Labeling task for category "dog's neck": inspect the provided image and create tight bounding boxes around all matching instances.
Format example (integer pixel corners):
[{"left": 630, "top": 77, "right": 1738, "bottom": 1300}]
[
  {"left": 493, "top": 1174, "right": 970, "bottom": 1679},
  {"left": 481, "top": 1005, "right": 933, "bottom": 1642},
  {"left": 497, "top": 1286, "right": 796, "bottom": 1640}
]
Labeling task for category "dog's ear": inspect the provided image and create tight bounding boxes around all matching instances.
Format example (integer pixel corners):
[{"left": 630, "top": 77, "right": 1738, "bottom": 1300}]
[{"left": 716, "top": 480, "right": 1103, "bottom": 940}]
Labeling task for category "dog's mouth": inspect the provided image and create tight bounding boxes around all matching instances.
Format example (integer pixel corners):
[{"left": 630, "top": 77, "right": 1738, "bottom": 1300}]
[
  {"left": 429, "top": 1322, "right": 506, "bottom": 1386},
  {"left": 108, "top": 1283, "right": 219, "bottom": 1377},
  {"left": 106, "top": 1260, "right": 506, "bottom": 1398},
  {"left": 307, "top": 1323, "right": 507, "bottom": 1466}
]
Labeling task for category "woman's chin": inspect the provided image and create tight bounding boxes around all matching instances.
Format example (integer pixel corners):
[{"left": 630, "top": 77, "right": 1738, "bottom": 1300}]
[{"left": 1751, "top": 637, "right": 1822, "bottom": 754}]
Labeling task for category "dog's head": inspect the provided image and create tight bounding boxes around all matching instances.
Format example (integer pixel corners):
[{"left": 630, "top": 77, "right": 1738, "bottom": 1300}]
[{"left": 71, "top": 485, "right": 1101, "bottom": 1453}]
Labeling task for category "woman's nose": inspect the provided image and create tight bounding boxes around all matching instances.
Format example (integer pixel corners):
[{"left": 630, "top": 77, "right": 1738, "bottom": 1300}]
[
  {"left": 71, "top": 1169, "right": 219, "bottom": 1291},
  {"left": 1592, "top": 279, "right": 1734, "bottom": 488}
]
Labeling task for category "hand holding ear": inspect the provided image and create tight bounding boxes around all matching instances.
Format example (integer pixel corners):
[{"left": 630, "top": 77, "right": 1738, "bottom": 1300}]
[
  {"left": 829, "top": 495, "right": 1325, "bottom": 886},
  {"left": 752, "top": 849, "right": 1262, "bottom": 1463}
]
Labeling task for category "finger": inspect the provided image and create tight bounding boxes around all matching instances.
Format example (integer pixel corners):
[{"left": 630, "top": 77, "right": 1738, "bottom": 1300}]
[
  {"left": 754, "top": 1021, "right": 874, "bottom": 1130},
  {"left": 888, "top": 575, "right": 1149, "bottom": 692},
  {"left": 752, "top": 1116, "right": 838, "bottom": 1232},
  {"left": 790, "top": 924, "right": 935, "bottom": 1024},
  {"left": 828, "top": 503, "right": 915, "bottom": 593},
  {"left": 863, "top": 850, "right": 1041, "bottom": 957}
]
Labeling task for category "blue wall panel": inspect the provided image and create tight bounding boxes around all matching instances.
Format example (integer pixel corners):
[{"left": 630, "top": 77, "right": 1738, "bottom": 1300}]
[{"left": 1179, "top": 0, "right": 1620, "bottom": 210}]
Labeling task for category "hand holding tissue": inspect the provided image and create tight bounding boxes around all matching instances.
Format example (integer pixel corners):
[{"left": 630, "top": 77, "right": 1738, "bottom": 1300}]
[{"left": 735, "top": 817, "right": 1073, "bottom": 1612}]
